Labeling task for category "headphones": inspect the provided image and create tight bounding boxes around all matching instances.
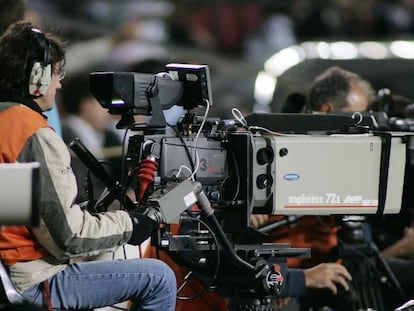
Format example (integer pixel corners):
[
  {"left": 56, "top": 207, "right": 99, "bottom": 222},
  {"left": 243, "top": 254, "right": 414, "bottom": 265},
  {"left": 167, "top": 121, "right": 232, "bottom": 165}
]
[{"left": 28, "top": 28, "right": 52, "bottom": 97}]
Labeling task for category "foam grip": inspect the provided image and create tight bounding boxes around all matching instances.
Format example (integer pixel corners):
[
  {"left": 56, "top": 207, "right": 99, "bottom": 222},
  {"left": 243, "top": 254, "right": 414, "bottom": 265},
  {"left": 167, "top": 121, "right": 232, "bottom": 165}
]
[{"left": 137, "top": 159, "right": 158, "bottom": 201}]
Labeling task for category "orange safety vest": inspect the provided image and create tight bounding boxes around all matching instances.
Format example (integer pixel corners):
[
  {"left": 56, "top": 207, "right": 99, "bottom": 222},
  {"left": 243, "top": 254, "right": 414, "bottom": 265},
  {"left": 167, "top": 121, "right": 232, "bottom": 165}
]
[{"left": 0, "top": 105, "right": 50, "bottom": 265}]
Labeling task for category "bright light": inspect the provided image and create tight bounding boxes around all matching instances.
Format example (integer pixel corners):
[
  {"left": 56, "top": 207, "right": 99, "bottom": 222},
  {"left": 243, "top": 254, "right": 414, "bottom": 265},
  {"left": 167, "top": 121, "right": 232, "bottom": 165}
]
[
  {"left": 330, "top": 42, "right": 358, "bottom": 59},
  {"left": 256, "top": 39, "right": 414, "bottom": 111},
  {"left": 390, "top": 41, "right": 414, "bottom": 59},
  {"left": 300, "top": 42, "right": 318, "bottom": 58},
  {"left": 264, "top": 46, "right": 305, "bottom": 76},
  {"left": 299, "top": 41, "right": 331, "bottom": 59},
  {"left": 254, "top": 71, "right": 277, "bottom": 105},
  {"left": 317, "top": 42, "right": 331, "bottom": 59},
  {"left": 358, "top": 41, "right": 389, "bottom": 59}
]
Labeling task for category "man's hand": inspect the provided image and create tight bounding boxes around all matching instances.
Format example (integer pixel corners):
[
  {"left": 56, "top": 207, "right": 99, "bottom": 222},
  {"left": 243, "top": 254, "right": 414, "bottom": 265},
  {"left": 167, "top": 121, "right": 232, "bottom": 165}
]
[
  {"left": 127, "top": 210, "right": 159, "bottom": 245},
  {"left": 381, "top": 227, "right": 414, "bottom": 259},
  {"left": 250, "top": 214, "right": 269, "bottom": 229},
  {"left": 304, "top": 263, "right": 352, "bottom": 295}
]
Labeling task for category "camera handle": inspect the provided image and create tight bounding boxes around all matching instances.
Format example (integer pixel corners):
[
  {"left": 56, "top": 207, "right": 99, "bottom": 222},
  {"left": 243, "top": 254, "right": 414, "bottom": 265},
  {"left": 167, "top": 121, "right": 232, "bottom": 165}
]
[
  {"left": 192, "top": 181, "right": 256, "bottom": 272},
  {"left": 192, "top": 182, "right": 288, "bottom": 297},
  {"left": 258, "top": 215, "right": 305, "bottom": 234},
  {"left": 69, "top": 138, "right": 136, "bottom": 211},
  {"left": 147, "top": 179, "right": 289, "bottom": 297}
]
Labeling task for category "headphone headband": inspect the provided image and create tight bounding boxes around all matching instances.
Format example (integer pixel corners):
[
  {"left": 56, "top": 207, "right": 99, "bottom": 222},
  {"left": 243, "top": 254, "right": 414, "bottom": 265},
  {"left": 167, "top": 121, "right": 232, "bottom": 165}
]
[{"left": 30, "top": 28, "right": 50, "bottom": 66}]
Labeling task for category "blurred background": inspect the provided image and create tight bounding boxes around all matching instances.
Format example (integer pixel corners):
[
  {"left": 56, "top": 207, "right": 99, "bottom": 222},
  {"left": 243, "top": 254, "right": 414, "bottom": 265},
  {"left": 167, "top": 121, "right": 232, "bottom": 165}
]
[{"left": 21, "top": 0, "right": 414, "bottom": 118}]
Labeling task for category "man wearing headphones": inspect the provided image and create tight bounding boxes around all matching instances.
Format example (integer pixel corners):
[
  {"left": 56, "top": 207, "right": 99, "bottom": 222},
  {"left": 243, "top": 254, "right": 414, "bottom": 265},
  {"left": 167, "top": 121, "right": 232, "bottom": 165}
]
[{"left": 0, "top": 22, "right": 177, "bottom": 311}]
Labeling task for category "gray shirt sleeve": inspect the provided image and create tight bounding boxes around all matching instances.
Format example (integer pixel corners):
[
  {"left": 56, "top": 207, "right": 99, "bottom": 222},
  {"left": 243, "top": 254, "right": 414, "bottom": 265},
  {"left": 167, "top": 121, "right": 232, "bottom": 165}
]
[{"left": 18, "top": 127, "right": 133, "bottom": 261}]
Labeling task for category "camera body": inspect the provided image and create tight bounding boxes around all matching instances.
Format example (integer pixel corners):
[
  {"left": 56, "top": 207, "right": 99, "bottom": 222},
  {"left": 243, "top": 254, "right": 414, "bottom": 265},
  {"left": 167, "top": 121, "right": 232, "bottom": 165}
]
[
  {"left": 88, "top": 64, "right": 409, "bottom": 301},
  {"left": 141, "top": 128, "right": 405, "bottom": 220}
]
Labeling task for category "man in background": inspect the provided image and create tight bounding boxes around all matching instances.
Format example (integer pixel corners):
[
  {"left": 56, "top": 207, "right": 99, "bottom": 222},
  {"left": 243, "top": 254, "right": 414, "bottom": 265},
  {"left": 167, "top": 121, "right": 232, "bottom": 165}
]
[
  {"left": 267, "top": 66, "right": 414, "bottom": 309},
  {"left": 59, "top": 72, "right": 123, "bottom": 204},
  {"left": 307, "top": 66, "right": 375, "bottom": 113}
]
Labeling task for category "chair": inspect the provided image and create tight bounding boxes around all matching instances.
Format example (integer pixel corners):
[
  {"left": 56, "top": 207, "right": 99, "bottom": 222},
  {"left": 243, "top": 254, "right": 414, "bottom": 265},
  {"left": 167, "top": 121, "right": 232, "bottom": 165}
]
[
  {"left": 0, "top": 260, "right": 94, "bottom": 310},
  {"left": 0, "top": 260, "right": 25, "bottom": 306}
]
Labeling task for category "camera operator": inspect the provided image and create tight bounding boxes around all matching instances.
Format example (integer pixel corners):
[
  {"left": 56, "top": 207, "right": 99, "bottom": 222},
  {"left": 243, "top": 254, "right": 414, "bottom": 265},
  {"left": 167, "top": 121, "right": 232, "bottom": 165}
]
[
  {"left": 251, "top": 67, "right": 373, "bottom": 310},
  {"left": 261, "top": 66, "right": 414, "bottom": 309},
  {"left": 251, "top": 215, "right": 352, "bottom": 310},
  {"left": 0, "top": 22, "right": 176, "bottom": 310},
  {"left": 306, "top": 66, "right": 375, "bottom": 113},
  {"left": 370, "top": 90, "right": 414, "bottom": 303},
  {"left": 310, "top": 67, "right": 414, "bottom": 301},
  {"left": 59, "top": 71, "right": 124, "bottom": 204}
]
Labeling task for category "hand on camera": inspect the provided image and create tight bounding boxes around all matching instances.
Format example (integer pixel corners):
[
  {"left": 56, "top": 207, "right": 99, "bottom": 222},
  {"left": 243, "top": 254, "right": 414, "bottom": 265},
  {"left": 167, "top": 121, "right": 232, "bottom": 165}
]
[
  {"left": 400, "top": 227, "right": 414, "bottom": 258},
  {"left": 381, "top": 226, "right": 414, "bottom": 259},
  {"left": 250, "top": 214, "right": 269, "bottom": 229},
  {"left": 127, "top": 210, "right": 159, "bottom": 245},
  {"left": 304, "top": 263, "right": 352, "bottom": 295}
]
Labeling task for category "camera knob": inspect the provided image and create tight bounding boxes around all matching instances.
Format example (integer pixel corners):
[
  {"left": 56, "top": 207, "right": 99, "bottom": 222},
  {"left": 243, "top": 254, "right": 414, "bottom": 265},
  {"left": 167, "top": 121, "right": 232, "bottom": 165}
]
[
  {"left": 208, "top": 190, "right": 221, "bottom": 202},
  {"left": 256, "top": 174, "right": 273, "bottom": 189},
  {"left": 257, "top": 147, "right": 274, "bottom": 165}
]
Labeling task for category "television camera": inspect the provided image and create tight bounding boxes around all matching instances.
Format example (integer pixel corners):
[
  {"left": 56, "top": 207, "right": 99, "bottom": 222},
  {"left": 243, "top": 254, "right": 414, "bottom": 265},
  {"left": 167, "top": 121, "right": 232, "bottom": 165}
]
[{"left": 73, "top": 64, "right": 409, "bottom": 310}]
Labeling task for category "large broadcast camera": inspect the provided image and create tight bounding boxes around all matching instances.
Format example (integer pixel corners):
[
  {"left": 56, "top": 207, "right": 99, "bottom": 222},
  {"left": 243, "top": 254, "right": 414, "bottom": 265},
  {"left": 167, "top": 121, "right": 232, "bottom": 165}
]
[{"left": 74, "top": 63, "right": 410, "bottom": 310}]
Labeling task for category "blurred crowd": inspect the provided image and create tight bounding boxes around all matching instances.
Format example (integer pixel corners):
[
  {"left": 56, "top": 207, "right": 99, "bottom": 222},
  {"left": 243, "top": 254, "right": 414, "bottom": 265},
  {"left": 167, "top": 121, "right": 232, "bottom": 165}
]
[
  {"left": 25, "top": 0, "right": 414, "bottom": 54},
  {"left": 13, "top": 0, "right": 414, "bottom": 118},
  {"left": 2, "top": 1, "right": 414, "bottom": 310},
  {"left": 4, "top": 0, "right": 411, "bottom": 163}
]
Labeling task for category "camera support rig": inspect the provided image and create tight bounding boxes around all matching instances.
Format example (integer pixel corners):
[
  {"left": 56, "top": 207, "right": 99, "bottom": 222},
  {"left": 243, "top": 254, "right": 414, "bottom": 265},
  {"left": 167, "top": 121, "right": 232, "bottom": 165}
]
[
  {"left": 69, "top": 135, "right": 310, "bottom": 309},
  {"left": 146, "top": 178, "right": 302, "bottom": 299},
  {"left": 84, "top": 63, "right": 411, "bottom": 310}
]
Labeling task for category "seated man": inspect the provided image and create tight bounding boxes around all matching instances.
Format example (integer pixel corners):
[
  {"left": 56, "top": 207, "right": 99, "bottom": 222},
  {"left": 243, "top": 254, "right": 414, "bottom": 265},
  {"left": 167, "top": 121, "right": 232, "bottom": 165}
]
[{"left": 0, "top": 22, "right": 176, "bottom": 311}]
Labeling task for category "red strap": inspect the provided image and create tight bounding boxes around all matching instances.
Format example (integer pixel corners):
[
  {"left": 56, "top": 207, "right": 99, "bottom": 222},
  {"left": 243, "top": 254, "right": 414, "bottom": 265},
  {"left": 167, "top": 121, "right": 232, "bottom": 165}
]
[{"left": 42, "top": 280, "right": 53, "bottom": 311}]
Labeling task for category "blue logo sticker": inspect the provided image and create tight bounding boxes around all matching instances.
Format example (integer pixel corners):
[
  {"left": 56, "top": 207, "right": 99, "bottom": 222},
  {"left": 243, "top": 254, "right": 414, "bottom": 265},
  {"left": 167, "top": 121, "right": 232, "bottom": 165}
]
[{"left": 284, "top": 173, "right": 299, "bottom": 181}]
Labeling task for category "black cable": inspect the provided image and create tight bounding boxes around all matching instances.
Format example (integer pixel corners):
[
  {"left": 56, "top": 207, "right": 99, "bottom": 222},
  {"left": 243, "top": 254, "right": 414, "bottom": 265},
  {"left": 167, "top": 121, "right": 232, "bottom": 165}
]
[
  {"left": 176, "top": 213, "right": 221, "bottom": 301},
  {"left": 167, "top": 122, "right": 196, "bottom": 177},
  {"left": 69, "top": 138, "right": 135, "bottom": 210},
  {"left": 119, "top": 128, "right": 130, "bottom": 210},
  {"left": 106, "top": 305, "right": 128, "bottom": 311},
  {"left": 220, "top": 147, "right": 240, "bottom": 202}
]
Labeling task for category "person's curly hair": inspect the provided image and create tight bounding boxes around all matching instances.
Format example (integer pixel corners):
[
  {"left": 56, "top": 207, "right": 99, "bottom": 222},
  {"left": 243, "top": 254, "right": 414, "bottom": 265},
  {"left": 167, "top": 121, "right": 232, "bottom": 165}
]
[{"left": 0, "top": 22, "right": 65, "bottom": 97}]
